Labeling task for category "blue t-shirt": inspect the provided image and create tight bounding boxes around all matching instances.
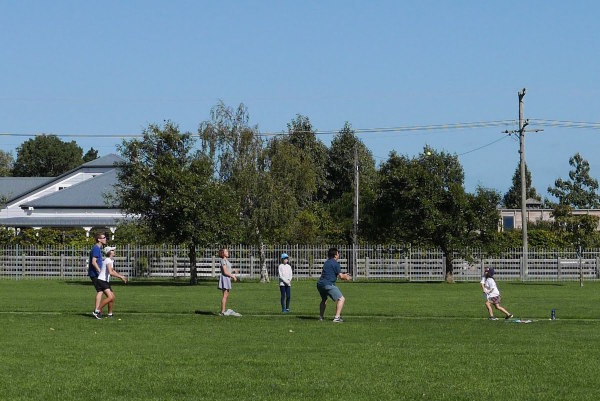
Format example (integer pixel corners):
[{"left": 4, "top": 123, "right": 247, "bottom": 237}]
[
  {"left": 88, "top": 245, "right": 102, "bottom": 278},
  {"left": 317, "top": 258, "right": 341, "bottom": 287}
]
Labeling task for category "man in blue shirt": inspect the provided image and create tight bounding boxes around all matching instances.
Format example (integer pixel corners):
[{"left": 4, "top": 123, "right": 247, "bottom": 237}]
[
  {"left": 88, "top": 233, "right": 107, "bottom": 319},
  {"left": 317, "top": 247, "right": 352, "bottom": 323}
]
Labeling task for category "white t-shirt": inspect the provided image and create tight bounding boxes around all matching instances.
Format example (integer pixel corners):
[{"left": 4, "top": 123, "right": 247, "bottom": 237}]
[
  {"left": 98, "top": 257, "right": 114, "bottom": 282},
  {"left": 481, "top": 276, "right": 500, "bottom": 299},
  {"left": 278, "top": 263, "right": 293, "bottom": 286}
]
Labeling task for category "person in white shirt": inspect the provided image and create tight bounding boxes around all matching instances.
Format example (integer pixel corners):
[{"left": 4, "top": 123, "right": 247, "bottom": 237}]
[
  {"left": 481, "top": 267, "right": 513, "bottom": 320},
  {"left": 96, "top": 246, "right": 127, "bottom": 318},
  {"left": 278, "top": 253, "right": 293, "bottom": 313}
]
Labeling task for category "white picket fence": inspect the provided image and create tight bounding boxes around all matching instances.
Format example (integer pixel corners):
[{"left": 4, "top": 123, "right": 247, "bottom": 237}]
[{"left": 0, "top": 244, "right": 599, "bottom": 282}]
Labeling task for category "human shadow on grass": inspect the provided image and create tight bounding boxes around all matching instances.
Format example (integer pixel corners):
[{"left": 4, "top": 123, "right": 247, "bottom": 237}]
[
  {"left": 295, "top": 315, "right": 325, "bottom": 321},
  {"left": 65, "top": 280, "right": 217, "bottom": 288},
  {"left": 194, "top": 310, "right": 219, "bottom": 316},
  {"left": 508, "top": 282, "right": 566, "bottom": 287}
]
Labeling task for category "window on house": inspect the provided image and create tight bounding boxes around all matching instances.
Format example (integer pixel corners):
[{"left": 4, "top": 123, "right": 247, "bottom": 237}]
[{"left": 503, "top": 216, "right": 514, "bottom": 231}]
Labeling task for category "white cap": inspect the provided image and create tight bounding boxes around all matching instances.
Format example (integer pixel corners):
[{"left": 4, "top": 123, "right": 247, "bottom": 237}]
[{"left": 103, "top": 246, "right": 116, "bottom": 255}]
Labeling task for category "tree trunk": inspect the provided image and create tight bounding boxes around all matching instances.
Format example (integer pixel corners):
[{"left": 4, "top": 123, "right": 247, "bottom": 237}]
[
  {"left": 189, "top": 243, "right": 197, "bottom": 285},
  {"left": 443, "top": 249, "right": 454, "bottom": 283},
  {"left": 260, "top": 242, "right": 269, "bottom": 283}
]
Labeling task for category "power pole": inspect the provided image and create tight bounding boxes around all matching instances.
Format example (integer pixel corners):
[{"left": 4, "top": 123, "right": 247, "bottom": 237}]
[
  {"left": 519, "top": 88, "right": 528, "bottom": 280},
  {"left": 352, "top": 145, "right": 359, "bottom": 279}
]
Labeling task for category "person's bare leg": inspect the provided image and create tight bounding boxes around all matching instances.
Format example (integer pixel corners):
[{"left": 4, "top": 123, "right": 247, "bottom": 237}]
[
  {"left": 319, "top": 299, "right": 327, "bottom": 319},
  {"left": 98, "top": 290, "right": 115, "bottom": 311},
  {"left": 495, "top": 304, "right": 511, "bottom": 316},
  {"left": 221, "top": 290, "right": 229, "bottom": 313},
  {"left": 95, "top": 291, "right": 102, "bottom": 311},
  {"left": 334, "top": 296, "right": 345, "bottom": 318},
  {"left": 485, "top": 301, "right": 494, "bottom": 317}
]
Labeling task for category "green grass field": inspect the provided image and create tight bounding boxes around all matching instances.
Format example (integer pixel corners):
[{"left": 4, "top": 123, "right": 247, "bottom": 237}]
[{"left": 1, "top": 278, "right": 599, "bottom": 401}]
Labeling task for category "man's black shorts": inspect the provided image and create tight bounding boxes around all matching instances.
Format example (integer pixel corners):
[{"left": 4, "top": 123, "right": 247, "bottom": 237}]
[{"left": 90, "top": 276, "right": 104, "bottom": 292}]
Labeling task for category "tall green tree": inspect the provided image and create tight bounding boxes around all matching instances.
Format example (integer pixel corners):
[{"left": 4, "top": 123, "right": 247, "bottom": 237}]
[
  {"left": 325, "top": 122, "right": 377, "bottom": 243},
  {"left": 199, "top": 102, "right": 267, "bottom": 244},
  {"left": 12, "top": 135, "right": 83, "bottom": 177},
  {"left": 286, "top": 115, "right": 330, "bottom": 201},
  {"left": 0, "top": 150, "right": 14, "bottom": 176},
  {"left": 115, "top": 121, "right": 234, "bottom": 284},
  {"left": 547, "top": 153, "right": 600, "bottom": 208},
  {"left": 374, "top": 147, "right": 499, "bottom": 282},
  {"left": 503, "top": 162, "right": 541, "bottom": 208}
]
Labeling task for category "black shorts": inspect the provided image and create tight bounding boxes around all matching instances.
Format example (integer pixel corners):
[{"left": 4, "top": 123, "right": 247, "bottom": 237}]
[
  {"left": 96, "top": 279, "right": 112, "bottom": 292},
  {"left": 90, "top": 276, "right": 103, "bottom": 292}
]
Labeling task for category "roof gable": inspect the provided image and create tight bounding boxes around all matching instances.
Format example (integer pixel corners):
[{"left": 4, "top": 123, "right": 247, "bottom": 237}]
[
  {"left": 2, "top": 153, "right": 124, "bottom": 204},
  {"left": 22, "top": 169, "right": 120, "bottom": 209}
]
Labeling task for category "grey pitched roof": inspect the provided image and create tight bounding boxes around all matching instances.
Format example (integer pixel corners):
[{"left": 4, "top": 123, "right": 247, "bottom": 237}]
[
  {"left": 0, "top": 215, "right": 130, "bottom": 227},
  {"left": 22, "top": 169, "right": 120, "bottom": 209},
  {"left": 0, "top": 177, "right": 54, "bottom": 200},
  {"left": 82, "top": 154, "right": 125, "bottom": 168},
  {"left": 2, "top": 153, "right": 125, "bottom": 204}
]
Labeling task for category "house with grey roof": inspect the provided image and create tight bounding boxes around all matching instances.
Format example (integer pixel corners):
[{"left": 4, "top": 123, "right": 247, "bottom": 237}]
[{"left": 0, "top": 154, "right": 130, "bottom": 237}]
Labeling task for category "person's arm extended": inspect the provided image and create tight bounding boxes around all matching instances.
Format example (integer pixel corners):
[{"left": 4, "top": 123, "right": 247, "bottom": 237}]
[
  {"left": 338, "top": 272, "right": 352, "bottom": 281},
  {"left": 108, "top": 262, "right": 127, "bottom": 284}
]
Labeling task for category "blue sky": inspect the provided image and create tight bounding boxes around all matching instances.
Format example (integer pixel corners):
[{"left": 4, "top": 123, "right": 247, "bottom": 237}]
[{"left": 2, "top": 1, "right": 600, "bottom": 196}]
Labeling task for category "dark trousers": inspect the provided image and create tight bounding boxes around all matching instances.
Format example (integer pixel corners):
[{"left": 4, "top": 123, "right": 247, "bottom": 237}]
[{"left": 280, "top": 285, "right": 291, "bottom": 310}]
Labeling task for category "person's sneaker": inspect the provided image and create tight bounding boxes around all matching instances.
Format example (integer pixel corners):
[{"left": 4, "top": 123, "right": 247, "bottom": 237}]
[
  {"left": 505, "top": 314, "right": 514, "bottom": 320},
  {"left": 285, "top": 308, "right": 290, "bottom": 313},
  {"left": 488, "top": 317, "right": 497, "bottom": 321},
  {"left": 332, "top": 316, "right": 344, "bottom": 323},
  {"left": 318, "top": 316, "right": 324, "bottom": 321},
  {"left": 107, "top": 314, "right": 114, "bottom": 319},
  {"left": 218, "top": 312, "right": 225, "bottom": 316},
  {"left": 92, "top": 311, "right": 102, "bottom": 320}
]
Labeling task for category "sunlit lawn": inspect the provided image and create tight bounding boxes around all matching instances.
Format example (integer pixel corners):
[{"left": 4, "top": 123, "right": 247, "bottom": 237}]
[{"left": 1, "top": 279, "right": 599, "bottom": 400}]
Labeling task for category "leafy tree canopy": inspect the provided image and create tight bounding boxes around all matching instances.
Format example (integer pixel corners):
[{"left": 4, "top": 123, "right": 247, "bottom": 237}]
[
  {"left": 12, "top": 135, "right": 83, "bottom": 177},
  {"left": 115, "top": 121, "right": 236, "bottom": 283},
  {"left": 373, "top": 147, "right": 500, "bottom": 281},
  {"left": 548, "top": 153, "right": 600, "bottom": 209},
  {"left": 0, "top": 150, "right": 14, "bottom": 176}
]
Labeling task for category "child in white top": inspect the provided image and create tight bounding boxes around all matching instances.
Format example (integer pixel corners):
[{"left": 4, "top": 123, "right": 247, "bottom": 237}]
[
  {"left": 278, "top": 253, "right": 293, "bottom": 313},
  {"left": 481, "top": 267, "right": 513, "bottom": 320}
]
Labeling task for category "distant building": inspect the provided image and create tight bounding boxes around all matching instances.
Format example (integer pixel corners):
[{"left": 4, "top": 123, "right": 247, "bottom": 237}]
[
  {"left": 0, "top": 154, "right": 129, "bottom": 237},
  {"left": 499, "top": 198, "right": 600, "bottom": 231}
]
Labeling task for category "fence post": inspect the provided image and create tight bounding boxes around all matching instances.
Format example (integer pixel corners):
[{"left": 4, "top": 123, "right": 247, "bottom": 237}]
[
  {"left": 251, "top": 255, "right": 255, "bottom": 279},
  {"left": 441, "top": 255, "right": 446, "bottom": 282},
  {"left": 520, "top": 256, "right": 524, "bottom": 281},
  {"left": 21, "top": 251, "right": 26, "bottom": 279},
  {"left": 557, "top": 257, "right": 561, "bottom": 280},
  {"left": 60, "top": 254, "right": 65, "bottom": 279},
  {"left": 405, "top": 251, "right": 410, "bottom": 281},
  {"left": 211, "top": 256, "right": 216, "bottom": 277},
  {"left": 596, "top": 257, "right": 600, "bottom": 279},
  {"left": 173, "top": 254, "right": 178, "bottom": 278},
  {"left": 365, "top": 256, "right": 369, "bottom": 278}
]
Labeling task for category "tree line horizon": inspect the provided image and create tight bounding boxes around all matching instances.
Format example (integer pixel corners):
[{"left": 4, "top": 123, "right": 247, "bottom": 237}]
[{"left": 2, "top": 102, "right": 600, "bottom": 281}]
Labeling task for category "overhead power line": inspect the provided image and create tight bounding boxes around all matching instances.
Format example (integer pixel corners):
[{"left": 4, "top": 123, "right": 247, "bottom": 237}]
[
  {"left": 0, "top": 120, "right": 519, "bottom": 139},
  {"left": 2, "top": 119, "right": 600, "bottom": 142}
]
